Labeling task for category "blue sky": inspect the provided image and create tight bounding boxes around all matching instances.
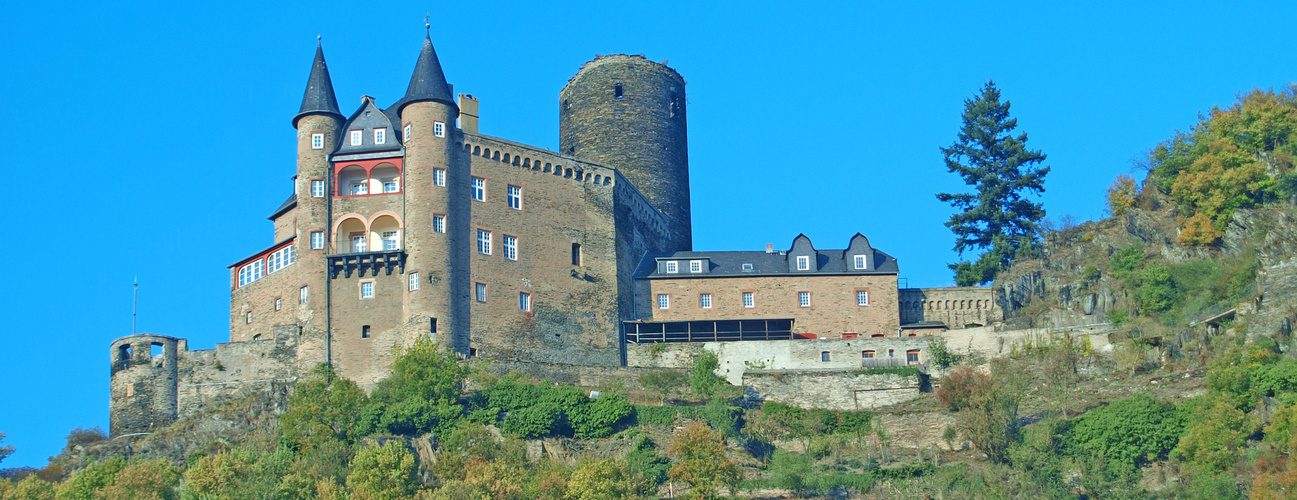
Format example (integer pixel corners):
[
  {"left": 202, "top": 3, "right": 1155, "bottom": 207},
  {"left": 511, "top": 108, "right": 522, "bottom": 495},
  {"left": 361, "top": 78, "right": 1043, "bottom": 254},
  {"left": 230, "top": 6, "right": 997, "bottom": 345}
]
[{"left": 2, "top": 0, "right": 1296, "bottom": 468}]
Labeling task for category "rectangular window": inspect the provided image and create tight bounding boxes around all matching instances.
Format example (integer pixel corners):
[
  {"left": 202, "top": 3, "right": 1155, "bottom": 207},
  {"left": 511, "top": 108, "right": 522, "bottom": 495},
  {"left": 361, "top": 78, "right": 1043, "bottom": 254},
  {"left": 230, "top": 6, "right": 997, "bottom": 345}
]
[
  {"left": 311, "top": 133, "right": 324, "bottom": 149},
  {"left": 665, "top": 261, "right": 678, "bottom": 273},
  {"left": 245, "top": 311, "right": 252, "bottom": 324},
  {"left": 300, "top": 286, "right": 308, "bottom": 304},
  {"left": 863, "top": 350, "right": 875, "bottom": 359},
  {"left": 275, "top": 298, "right": 282, "bottom": 311},
  {"left": 571, "top": 243, "right": 582, "bottom": 266},
  {"left": 471, "top": 177, "right": 485, "bottom": 201},
  {"left": 374, "top": 128, "right": 386, "bottom": 144},
  {"left": 351, "top": 234, "right": 367, "bottom": 253},
  {"left": 821, "top": 351, "right": 831, "bottom": 362},
  {"left": 350, "top": 182, "right": 368, "bottom": 195},
  {"left": 382, "top": 231, "right": 398, "bottom": 251},
  {"left": 433, "top": 168, "right": 446, "bottom": 187},
  {"left": 310, "top": 231, "right": 324, "bottom": 249},
  {"left": 798, "top": 291, "right": 811, "bottom": 307},
  {"left": 700, "top": 293, "right": 712, "bottom": 309},
  {"left": 742, "top": 292, "right": 754, "bottom": 308},
  {"left": 434, "top": 121, "right": 446, "bottom": 138},
  {"left": 409, "top": 273, "right": 419, "bottom": 291},
  {"left": 856, "top": 291, "right": 869, "bottom": 306},
  {"left": 657, "top": 294, "right": 669, "bottom": 309},
  {"left": 311, "top": 180, "right": 324, "bottom": 197},
  {"left": 796, "top": 255, "right": 810, "bottom": 271},
  {"left": 519, "top": 292, "right": 531, "bottom": 312},
  {"left": 503, "top": 235, "right": 517, "bottom": 260},
  {"left": 350, "top": 130, "right": 362, "bottom": 146},
  {"left": 433, "top": 215, "right": 446, "bottom": 233},
  {"left": 690, "top": 260, "right": 702, "bottom": 273},
  {"left": 477, "top": 230, "right": 491, "bottom": 255},
  {"left": 907, "top": 350, "right": 920, "bottom": 365},
  {"left": 475, "top": 282, "right": 487, "bottom": 302},
  {"left": 360, "top": 282, "right": 373, "bottom": 298},
  {"left": 361, "top": 325, "right": 370, "bottom": 338},
  {"left": 854, "top": 255, "right": 867, "bottom": 270},
  {"left": 383, "top": 179, "right": 398, "bottom": 193},
  {"left": 238, "top": 260, "right": 265, "bottom": 287},
  {"left": 507, "top": 185, "right": 522, "bottom": 210},
  {"left": 404, "top": 124, "right": 412, "bottom": 143}
]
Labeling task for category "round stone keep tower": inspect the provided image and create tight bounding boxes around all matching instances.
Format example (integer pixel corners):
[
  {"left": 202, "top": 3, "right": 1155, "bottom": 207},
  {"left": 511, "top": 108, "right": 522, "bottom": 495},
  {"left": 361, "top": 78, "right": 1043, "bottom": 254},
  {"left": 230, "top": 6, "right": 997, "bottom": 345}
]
[{"left": 560, "top": 55, "right": 691, "bottom": 250}]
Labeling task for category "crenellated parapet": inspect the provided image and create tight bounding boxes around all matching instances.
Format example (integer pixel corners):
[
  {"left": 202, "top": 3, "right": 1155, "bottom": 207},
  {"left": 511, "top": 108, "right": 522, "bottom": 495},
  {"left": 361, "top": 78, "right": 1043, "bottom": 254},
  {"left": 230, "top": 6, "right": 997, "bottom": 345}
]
[{"left": 899, "top": 287, "right": 1002, "bottom": 330}]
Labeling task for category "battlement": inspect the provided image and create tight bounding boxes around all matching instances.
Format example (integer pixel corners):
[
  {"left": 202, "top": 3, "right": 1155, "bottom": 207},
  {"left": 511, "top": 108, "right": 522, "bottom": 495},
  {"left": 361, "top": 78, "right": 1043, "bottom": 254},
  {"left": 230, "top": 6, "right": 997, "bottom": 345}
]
[{"left": 899, "top": 287, "right": 1001, "bottom": 329}]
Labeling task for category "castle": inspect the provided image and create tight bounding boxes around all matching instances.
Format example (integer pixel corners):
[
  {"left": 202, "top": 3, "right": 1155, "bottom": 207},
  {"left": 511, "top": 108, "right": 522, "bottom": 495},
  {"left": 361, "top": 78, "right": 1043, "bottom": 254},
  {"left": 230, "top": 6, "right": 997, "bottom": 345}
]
[{"left": 109, "top": 35, "right": 1000, "bottom": 437}]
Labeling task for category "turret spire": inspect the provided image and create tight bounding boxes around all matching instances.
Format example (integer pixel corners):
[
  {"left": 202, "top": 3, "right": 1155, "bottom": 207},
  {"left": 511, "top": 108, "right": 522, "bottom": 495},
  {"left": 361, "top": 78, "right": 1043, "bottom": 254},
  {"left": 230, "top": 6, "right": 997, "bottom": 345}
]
[
  {"left": 399, "top": 34, "right": 456, "bottom": 113},
  {"left": 292, "top": 42, "right": 343, "bottom": 128}
]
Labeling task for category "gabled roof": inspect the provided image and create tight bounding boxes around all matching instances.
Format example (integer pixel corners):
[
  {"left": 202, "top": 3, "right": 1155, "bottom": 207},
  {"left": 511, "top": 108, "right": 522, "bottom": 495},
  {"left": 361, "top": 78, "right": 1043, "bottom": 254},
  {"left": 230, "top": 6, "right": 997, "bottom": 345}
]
[
  {"left": 334, "top": 96, "right": 402, "bottom": 155},
  {"left": 398, "top": 35, "right": 457, "bottom": 113},
  {"left": 267, "top": 193, "right": 297, "bottom": 220},
  {"left": 633, "top": 233, "right": 900, "bottom": 280},
  {"left": 292, "top": 44, "right": 343, "bottom": 128}
]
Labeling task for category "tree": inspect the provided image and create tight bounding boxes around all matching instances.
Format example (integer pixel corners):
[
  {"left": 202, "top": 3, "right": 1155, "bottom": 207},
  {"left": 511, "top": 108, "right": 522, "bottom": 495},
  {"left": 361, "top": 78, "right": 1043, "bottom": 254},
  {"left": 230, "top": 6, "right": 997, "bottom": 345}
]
[
  {"left": 667, "top": 421, "right": 741, "bottom": 500},
  {"left": 280, "top": 364, "right": 369, "bottom": 451},
  {"left": 564, "top": 458, "right": 654, "bottom": 500},
  {"left": 955, "top": 359, "right": 1029, "bottom": 463},
  {"left": 346, "top": 441, "right": 418, "bottom": 500},
  {"left": 937, "top": 80, "right": 1050, "bottom": 286},
  {"left": 0, "top": 432, "right": 13, "bottom": 465}
]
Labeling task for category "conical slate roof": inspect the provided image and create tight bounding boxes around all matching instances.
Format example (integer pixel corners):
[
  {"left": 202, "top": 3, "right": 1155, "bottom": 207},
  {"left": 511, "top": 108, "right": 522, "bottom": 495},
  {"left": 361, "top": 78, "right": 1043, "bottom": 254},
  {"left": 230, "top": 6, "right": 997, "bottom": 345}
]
[
  {"left": 399, "top": 35, "right": 456, "bottom": 112},
  {"left": 293, "top": 44, "right": 343, "bottom": 127}
]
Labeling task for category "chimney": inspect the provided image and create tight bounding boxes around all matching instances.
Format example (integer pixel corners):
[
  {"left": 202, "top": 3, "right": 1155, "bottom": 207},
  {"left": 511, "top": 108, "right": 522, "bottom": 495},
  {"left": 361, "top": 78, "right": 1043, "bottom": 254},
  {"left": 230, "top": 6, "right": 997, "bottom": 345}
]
[
  {"left": 458, "top": 94, "right": 479, "bottom": 134},
  {"left": 766, "top": 244, "right": 773, "bottom": 254}
]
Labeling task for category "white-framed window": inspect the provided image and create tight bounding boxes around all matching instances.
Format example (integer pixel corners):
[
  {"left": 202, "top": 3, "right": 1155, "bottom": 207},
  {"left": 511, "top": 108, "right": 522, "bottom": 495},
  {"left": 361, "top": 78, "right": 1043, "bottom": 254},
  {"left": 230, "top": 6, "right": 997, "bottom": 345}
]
[
  {"left": 742, "top": 263, "right": 754, "bottom": 271},
  {"left": 798, "top": 291, "right": 811, "bottom": 307},
  {"left": 383, "top": 179, "right": 398, "bottom": 193},
  {"left": 742, "top": 292, "right": 754, "bottom": 308},
  {"left": 519, "top": 292, "right": 531, "bottom": 311},
  {"left": 477, "top": 230, "right": 491, "bottom": 255},
  {"left": 404, "top": 124, "right": 412, "bottom": 143},
  {"left": 796, "top": 255, "right": 810, "bottom": 271},
  {"left": 238, "top": 260, "right": 265, "bottom": 287},
  {"left": 434, "top": 121, "right": 446, "bottom": 138},
  {"left": 475, "top": 282, "right": 487, "bottom": 302},
  {"left": 311, "top": 180, "right": 325, "bottom": 197},
  {"left": 310, "top": 231, "right": 324, "bottom": 249},
  {"left": 351, "top": 234, "right": 367, "bottom": 253},
  {"left": 689, "top": 260, "right": 702, "bottom": 273},
  {"left": 657, "top": 294, "right": 669, "bottom": 309},
  {"left": 433, "top": 215, "right": 446, "bottom": 233},
  {"left": 854, "top": 255, "right": 867, "bottom": 270},
  {"left": 275, "top": 298, "right": 282, "bottom": 311},
  {"left": 382, "top": 231, "right": 398, "bottom": 251},
  {"left": 300, "top": 286, "right": 308, "bottom": 304},
  {"left": 433, "top": 168, "right": 446, "bottom": 187},
  {"left": 374, "top": 128, "right": 386, "bottom": 144},
  {"left": 245, "top": 311, "right": 252, "bottom": 324},
  {"left": 471, "top": 177, "right": 485, "bottom": 201},
  {"left": 360, "top": 281, "right": 374, "bottom": 299},
  {"left": 857, "top": 291, "right": 869, "bottom": 306},
  {"left": 350, "top": 182, "right": 368, "bottom": 195},
  {"left": 700, "top": 293, "right": 712, "bottom": 309},
  {"left": 311, "top": 133, "right": 324, "bottom": 150},
  {"left": 665, "top": 261, "right": 678, "bottom": 273},
  {"left": 503, "top": 235, "right": 517, "bottom": 260},
  {"left": 507, "top": 185, "right": 522, "bottom": 210},
  {"left": 350, "top": 130, "right": 362, "bottom": 146},
  {"left": 361, "top": 325, "right": 371, "bottom": 338},
  {"left": 268, "top": 245, "right": 296, "bottom": 273},
  {"left": 409, "top": 273, "right": 419, "bottom": 291}
]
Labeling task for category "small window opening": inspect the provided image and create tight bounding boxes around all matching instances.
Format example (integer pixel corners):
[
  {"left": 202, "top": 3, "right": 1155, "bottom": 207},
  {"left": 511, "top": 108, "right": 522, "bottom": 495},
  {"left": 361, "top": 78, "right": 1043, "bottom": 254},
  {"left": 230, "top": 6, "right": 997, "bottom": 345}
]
[
  {"left": 430, "top": 318, "right": 438, "bottom": 333},
  {"left": 118, "top": 344, "right": 131, "bottom": 362},
  {"left": 614, "top": 84, "right": 623, "bottom": 98},
  {"left": 888, "top": 349, "right": 895, "bottom": 357},
  {"left": 150, "top": 344, "right": 163, "bottom": 357},
  {"left": 571, "top": 243, "right": 582, "bottom": 266},
  {"left": 362, "top": 325, "right": 371, "bottom": 338},
  {"left": 863, "top": 350, "right": 875, "bottom": 359},
  {"left": 252, "top": 334, "right": 262, "bottom": 341},
  {"left": 821, "top": 351, "right": 830, "bottom": 362}
]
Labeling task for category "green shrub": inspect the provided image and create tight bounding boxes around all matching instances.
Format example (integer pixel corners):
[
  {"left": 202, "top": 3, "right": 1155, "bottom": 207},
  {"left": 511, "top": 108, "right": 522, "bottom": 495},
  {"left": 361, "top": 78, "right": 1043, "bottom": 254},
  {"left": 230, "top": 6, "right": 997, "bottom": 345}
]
[
  {"left": 568, "top": 394, "right": 634, "bottom": 439},
  {"left": 854, "top": 366, "right": 920, "bottom": 377},
  {"left": 624, "top": 437, "right": 670, "bottom": 485},
  {"left": 689, "top": 350, "right": 723, "bottom": 397},
  {"left": 1060, "top": 395, "right": 1187, "bottom": 475},
  {"left": 501, "top": 403, "right": 563, "bottom": 439}
]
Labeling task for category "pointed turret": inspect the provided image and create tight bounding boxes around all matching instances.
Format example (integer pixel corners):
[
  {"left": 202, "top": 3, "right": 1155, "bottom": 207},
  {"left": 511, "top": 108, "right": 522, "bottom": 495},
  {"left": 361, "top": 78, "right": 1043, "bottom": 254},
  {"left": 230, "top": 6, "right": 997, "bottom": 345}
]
[
  {"left": 293, "top": 43, "right": 343, "bottom": 128},
  {"left": 399, "top": 35, "right": 457, "bottom": 113}
]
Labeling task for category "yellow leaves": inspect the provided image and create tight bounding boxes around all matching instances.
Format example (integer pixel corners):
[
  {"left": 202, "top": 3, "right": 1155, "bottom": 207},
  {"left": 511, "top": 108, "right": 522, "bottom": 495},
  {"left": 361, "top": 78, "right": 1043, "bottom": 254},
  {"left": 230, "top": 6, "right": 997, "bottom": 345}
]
[{"left": 1106, "top": 174, "right": 1140, "bottom": 216}]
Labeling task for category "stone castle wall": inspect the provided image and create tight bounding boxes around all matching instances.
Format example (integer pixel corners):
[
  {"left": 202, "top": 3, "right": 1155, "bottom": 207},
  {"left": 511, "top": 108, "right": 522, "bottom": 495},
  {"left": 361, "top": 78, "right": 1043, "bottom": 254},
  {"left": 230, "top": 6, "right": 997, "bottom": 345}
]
[
  {"left": 628, "top": 337, "right": 930, "bottom": 385},
  {"left": 743, "top": 370, "right": 922, "bottom": 411},
  {"left": 899, "top": 287, "right": 1001, "bottom": 328}
]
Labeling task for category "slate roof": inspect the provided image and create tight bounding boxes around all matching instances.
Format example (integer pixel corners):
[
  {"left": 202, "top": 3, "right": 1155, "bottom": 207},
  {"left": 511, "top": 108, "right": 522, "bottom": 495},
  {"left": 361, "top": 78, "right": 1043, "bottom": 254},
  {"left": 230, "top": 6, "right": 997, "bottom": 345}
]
[
  {"left": 292, "top": 44, "right": 343, "bottom": 127},
  {"left": 398, "top": 34, "right": 456, "bottom": 113},
  {"left": 267, "top": 193, "right": 297, "bottom": 220},
  {"left": 633, "top": 234, "right": 899, "bottom": 279},
  {"left": 334, "top": 96, "right": 402, "bottom": 156}
]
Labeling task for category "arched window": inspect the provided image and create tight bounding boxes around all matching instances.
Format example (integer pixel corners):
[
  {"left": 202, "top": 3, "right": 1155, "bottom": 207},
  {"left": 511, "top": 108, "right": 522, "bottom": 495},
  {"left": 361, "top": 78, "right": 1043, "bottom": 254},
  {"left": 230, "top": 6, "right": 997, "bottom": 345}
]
[
  {"left": 473, "top": 146, "right": 481, "bottom": 156},
  {"left": 338, "top": 217, "right": 367, "bottom": 253},
  {"left": 371, "top": 164, "right": 400, "bottom": 194},
  {"left": 370, "top": 215, "right": 402, "bottom": 251},
  {"left": 337, "top": 166, "right": 368, "bottom": 196}
]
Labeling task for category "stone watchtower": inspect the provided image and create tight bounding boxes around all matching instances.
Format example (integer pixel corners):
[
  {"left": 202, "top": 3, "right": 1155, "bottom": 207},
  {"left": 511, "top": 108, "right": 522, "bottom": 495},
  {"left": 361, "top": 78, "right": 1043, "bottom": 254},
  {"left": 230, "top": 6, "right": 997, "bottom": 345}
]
[{"left": 560, "top": 55, "right": 691, "bottom": 251}]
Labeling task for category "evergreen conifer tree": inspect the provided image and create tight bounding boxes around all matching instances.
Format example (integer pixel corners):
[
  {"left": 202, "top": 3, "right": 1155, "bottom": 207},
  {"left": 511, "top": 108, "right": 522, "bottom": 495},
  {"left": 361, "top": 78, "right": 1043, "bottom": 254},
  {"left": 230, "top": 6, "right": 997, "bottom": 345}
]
[{"left": 937, "top": 80, "right": 1049, "bottom": 286}]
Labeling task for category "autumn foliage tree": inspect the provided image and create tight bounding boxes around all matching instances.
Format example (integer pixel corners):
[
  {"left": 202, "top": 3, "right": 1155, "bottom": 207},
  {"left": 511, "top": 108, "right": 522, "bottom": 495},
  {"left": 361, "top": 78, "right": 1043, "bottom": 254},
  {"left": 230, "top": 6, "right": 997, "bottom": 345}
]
[
  {"left": 667, "top": 422, "right": 741, "bottom": 500},
  {"left": 937, "top": 80, "right": 1050, "bottom": 285}
]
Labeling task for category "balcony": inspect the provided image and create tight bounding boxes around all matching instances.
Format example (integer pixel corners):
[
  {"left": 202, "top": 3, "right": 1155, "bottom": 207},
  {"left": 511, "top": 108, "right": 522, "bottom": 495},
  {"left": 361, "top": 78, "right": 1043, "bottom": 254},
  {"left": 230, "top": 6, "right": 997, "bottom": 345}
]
[
  {"left": 328, "top": 250, "right": 406, "bottom": 279},
  {"left": 624, "top": 318, "right": 795, "bottom": 344}
]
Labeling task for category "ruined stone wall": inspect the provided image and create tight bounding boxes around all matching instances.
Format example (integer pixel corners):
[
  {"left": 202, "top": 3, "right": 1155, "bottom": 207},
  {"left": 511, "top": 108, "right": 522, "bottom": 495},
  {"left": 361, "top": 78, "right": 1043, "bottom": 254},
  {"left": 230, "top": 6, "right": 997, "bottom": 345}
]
[
  {"left": 628, "top": 337, "right": 930, "bottom": 384},
  {"left": 743, "top": 370, "right": 921, "bottom": 411},
  {"left": 898, "top": 287, "right": 1000, "bottom": 328}
]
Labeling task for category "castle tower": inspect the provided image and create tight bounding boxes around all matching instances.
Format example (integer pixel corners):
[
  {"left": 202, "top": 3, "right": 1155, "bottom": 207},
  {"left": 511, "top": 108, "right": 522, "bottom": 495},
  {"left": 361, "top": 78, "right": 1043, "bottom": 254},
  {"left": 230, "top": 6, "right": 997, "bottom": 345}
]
[
  {"left": 108, "top": 335, "right": 180, "bottom": 437},
  {"left": 291, "top": 43, "right": 343, "bottom": 367},
  {"left": 399, "top": 34, "right": 472, "bottom": 357},
  {"left": 559, "top": 55, "right": 691, "bottom": 251}
]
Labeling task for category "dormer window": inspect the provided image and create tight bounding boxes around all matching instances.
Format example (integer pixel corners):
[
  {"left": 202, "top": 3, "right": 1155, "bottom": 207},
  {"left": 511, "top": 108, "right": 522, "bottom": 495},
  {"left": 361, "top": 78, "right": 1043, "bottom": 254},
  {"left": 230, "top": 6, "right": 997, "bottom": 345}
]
[
  {"left": 854, "top": 255, "right": 867, "bottom": 270},
  {"left": 742, "top": 263, "right": 754, "bottom": 271},
  {"left": 311, "top": 133, "right": 324, "bottom": 150},
  {"left": 665, "top": 261, "right": 678, "bottom": 273},
  {"left": 350, "top": 130, "right": 362, "bottom": 146},
  {"left": 374, "top": 128, "right": 386, "bottom": 144},
  {"left": 689, "top": 260, "right": 702, "bottom": 273},
  {"left": 796, "top": 255, "right": 810, "bottom": 271}
]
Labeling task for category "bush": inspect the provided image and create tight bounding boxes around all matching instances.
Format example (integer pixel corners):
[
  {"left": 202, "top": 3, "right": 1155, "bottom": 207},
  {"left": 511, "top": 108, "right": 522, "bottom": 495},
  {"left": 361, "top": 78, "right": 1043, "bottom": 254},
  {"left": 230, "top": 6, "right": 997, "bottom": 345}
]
[
  {"left": 280, "top": 364, "right": 369, "bottom": 450},
  {"left": 568, "top": 394, "right": 634, "bottom": 439},
  {"left": 639, "top": 370, "right": 687, "bottom": 402},
  {"left": 937, "top": 366, "right": 989, "bottom": 412},
  {"left": 854, "top": 366, "right": 921, "bottom": 377},
  {"left": 64, "top": 426, "right": 108, "bottom": 449},
  {"left": 346, "top": 441, "right": 417, "bottom": 499},
  {"left": 501, "top": 403, "right": 563, "bottom": 439},
  {"left": 689, "top": 351, "right": 723, "bottom": 398},
  {"left": 624, "top": 437, "right": 670, "bottom": 486},
  {"left": 1060, "top": 395, "right": 1187, "bottom": 475}
]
